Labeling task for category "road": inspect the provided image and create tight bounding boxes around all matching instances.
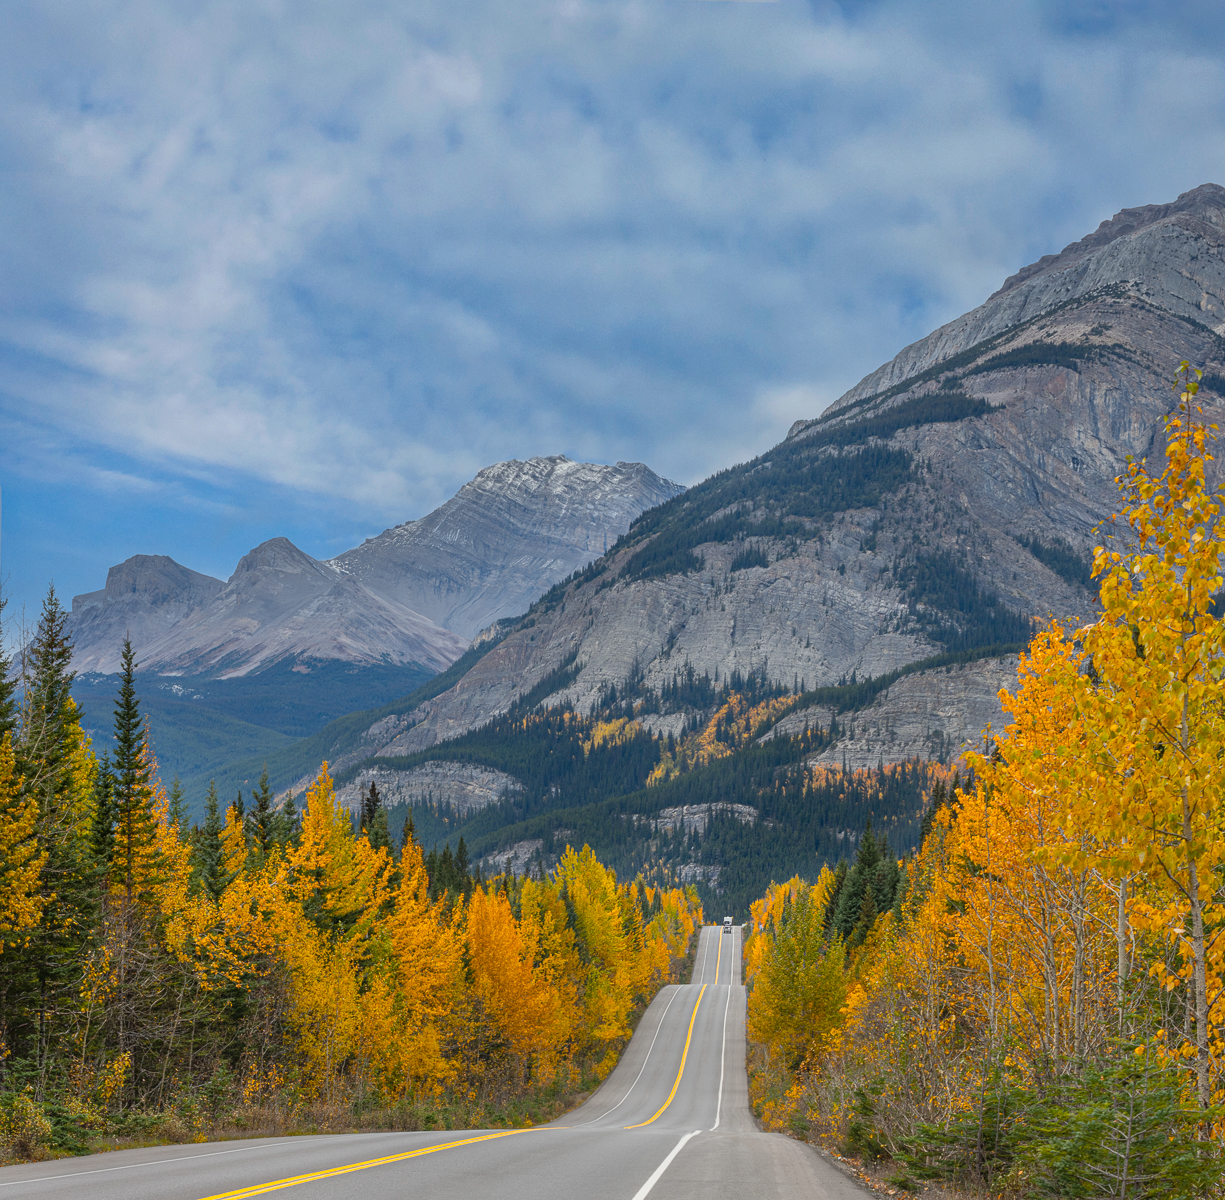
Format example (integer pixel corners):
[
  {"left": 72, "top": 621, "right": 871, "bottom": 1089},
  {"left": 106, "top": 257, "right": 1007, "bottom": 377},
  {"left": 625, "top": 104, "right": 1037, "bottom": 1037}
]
[{"left": 0, "top": 926, "right": 865, "bottom": 1200}]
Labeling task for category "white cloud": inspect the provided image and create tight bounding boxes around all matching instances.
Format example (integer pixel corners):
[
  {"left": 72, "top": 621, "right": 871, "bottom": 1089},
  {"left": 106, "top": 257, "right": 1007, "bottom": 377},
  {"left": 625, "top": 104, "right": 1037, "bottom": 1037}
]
[{"left": 0, "top": 0, "right": 1221, "bottom": 527}]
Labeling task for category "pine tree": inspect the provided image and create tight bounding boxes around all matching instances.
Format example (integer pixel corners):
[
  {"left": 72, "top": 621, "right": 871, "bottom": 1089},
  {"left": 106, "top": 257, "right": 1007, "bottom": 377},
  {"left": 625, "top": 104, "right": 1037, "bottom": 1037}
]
[{"left": 110, "top": 638, "right": 156, "bottom": 901}]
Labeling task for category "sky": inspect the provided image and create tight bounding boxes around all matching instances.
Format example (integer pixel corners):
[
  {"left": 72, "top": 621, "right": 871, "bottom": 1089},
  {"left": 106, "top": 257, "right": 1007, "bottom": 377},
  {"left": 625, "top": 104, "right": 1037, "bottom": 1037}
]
[{"left": 2, "top": 0, "right": 1225, "bottom": 630}]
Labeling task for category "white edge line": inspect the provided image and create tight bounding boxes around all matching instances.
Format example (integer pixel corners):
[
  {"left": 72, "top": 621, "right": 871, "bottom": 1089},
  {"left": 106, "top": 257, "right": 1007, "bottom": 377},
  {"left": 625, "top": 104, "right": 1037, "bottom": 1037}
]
[
  {"left": 711, "top": 929, "right": 735, "bottom": 1130},
  {"left": 630, "top": 1130, "right": 701, "bottom": 1200},
  {"left": 0, "top": 1141, "right": 303, "bottom": 1187},
  {"left": 571, "top": 985, "right": 685, "bottom": 1127}
]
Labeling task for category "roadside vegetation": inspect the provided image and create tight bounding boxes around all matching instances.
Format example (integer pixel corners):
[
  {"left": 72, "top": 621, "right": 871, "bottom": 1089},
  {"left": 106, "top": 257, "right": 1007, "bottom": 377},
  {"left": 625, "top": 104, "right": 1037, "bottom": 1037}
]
[
  {"left": 0, "top": 607, "right": 700, "bottom": 1163},
  {"left": 744, "top": 365, "right": 1225, "bottom": 1197}
]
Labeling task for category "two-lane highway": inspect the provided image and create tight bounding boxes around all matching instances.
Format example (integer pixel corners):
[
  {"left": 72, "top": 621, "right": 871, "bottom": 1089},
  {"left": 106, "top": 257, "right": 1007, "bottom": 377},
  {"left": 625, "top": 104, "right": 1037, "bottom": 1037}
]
[{"left": 0, "top": 927, "right": 865, "bottom": 1199}]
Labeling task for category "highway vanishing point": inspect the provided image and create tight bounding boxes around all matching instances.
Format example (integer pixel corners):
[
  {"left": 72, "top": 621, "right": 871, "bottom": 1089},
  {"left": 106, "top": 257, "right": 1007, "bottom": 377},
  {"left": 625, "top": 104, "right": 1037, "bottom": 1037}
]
[{"left": 0, "top": 927, "right": 866, "bottom": 1199}]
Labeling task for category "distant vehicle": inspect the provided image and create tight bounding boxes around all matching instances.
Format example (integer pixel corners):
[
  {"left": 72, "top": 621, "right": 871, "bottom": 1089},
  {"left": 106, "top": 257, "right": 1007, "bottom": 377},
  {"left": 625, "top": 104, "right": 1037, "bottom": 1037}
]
[{"left": 723, "top": 917, "right": 733, "bottom": 933}]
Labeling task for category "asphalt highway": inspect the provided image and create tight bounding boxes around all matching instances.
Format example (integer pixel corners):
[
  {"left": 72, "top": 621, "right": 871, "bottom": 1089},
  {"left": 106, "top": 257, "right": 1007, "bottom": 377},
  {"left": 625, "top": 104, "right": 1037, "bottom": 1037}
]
[{"left": 0, "top": 926, "right": 866, "bottom": 1200}]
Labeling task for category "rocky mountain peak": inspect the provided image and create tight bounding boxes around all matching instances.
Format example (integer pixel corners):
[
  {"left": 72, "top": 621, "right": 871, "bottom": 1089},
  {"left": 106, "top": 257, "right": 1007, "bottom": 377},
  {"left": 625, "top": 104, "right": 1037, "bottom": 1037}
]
[
  {"left": 790, "top": 180, "right": 1225, "bottom": 435},
  {"left": 227, "top": 537, "right": 332, "bottom": 584},
  {"left": 331, "top": 456, "right": 684, "bottom": 639},
  {"left": 72, "top": 555, "right": 222, "bottom": 614},
  {"left": 990, "top": 182, "right": 1225, "bottom": 299}
]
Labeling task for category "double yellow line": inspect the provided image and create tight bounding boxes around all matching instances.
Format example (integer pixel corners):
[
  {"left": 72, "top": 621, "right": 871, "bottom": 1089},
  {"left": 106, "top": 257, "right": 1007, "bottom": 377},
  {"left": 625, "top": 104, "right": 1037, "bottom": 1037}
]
[
  {"left": 622, "top": 984, "right": 710, "bottom": 1126},
  {"left": 198, "top": 1129, "right": 536, "bottom": 1199}
]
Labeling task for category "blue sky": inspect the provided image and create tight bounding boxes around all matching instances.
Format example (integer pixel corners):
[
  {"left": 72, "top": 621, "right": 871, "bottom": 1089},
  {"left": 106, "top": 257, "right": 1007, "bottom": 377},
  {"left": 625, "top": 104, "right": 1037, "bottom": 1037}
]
[{"left": 2, "top": 0, "right": 1225, "bottom": 632}]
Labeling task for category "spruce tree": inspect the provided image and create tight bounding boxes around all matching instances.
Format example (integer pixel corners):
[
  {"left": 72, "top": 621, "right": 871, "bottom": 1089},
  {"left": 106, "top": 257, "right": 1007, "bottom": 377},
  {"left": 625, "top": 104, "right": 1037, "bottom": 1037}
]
[
  {"left": 167, "top": 777, "right": 188, "bottom": 832},
  {"left": 90, "top": 752, "right": 116, "bottom": 868},
  {"left": 0, "top": 588, "right": 16, "bottom": 742},
  {"left": 111, "top": 637, "right": 157, "bottom": 900},
  {"left": 10, "top": 586, "right": 95, "bottom": 1079},
  {"left": 248, "top": 768, "right": 277, "bottom": 860},
  {"left": 192, "top": 782, "right": 230, "bottom": 902}
]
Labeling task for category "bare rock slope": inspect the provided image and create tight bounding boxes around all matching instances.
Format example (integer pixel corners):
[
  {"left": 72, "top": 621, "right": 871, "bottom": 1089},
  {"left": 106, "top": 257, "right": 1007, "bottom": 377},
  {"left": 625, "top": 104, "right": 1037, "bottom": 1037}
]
[{"left": 354, "top": 183, "right": 1225, "bottom": 767}]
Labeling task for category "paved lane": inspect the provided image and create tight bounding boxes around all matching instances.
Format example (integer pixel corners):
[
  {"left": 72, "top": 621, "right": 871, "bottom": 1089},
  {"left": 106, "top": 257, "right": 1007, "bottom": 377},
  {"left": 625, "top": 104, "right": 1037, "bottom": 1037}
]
[{"left": 0, "top": 927, "right": 864, "bottom": 1200}]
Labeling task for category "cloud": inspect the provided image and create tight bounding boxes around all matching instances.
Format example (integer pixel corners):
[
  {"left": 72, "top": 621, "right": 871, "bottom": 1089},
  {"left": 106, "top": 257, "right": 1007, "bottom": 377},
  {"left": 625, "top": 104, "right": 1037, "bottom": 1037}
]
[{"left": 0, "top": 0, "right": 1222, "bottom": 584}]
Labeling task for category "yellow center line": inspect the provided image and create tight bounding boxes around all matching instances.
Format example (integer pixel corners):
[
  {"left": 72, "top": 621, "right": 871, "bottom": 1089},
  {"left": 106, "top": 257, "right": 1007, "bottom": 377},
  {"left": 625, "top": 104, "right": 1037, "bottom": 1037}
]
[
  {"left": 625, "top": 983, "right": 707, "bottom": 1129},
  {"left": 714, "top": 926, "right": 723, "bottom": 984},
  {"left": 196, "top": 1127, "right": 548, "bottom": 1199}
]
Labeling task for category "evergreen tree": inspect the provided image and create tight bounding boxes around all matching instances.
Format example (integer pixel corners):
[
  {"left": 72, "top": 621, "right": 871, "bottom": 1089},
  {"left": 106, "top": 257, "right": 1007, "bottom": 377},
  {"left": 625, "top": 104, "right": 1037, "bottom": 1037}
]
[
  {"left": 192, "top": 782, "right": 230, "bottom": 902},
  {"left": 248, "top": 768, "right": 277, "bottom": 860},
  {"left": 110, "top": 638, "right": 156, "bottom": 900},
  {"left": 278, "top": 791, "right": 300, "bottom": 847},
  {"left": 9, "top": 586, "right": 95, "bottom": 1081},
  {"left": 0, "top": 588, "right": 16, "bottom": 742},
  {"left": 90, "top": 752, "right": 116, "bottom": 868},
  {"left": 167, "top": 777, "right": 188, "bottom": 832}
]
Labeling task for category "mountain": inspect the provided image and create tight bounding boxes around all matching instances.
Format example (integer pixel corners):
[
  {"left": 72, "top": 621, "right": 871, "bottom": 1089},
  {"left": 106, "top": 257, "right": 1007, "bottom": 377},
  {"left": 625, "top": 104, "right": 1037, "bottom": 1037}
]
[
  {"left": 69, "top": 556, "right": 224, "bottom": 674},
  {"left": 73, "top": 539, "right": 464, "bottom": 679},
  {"left": 330, "top": 456, "right": 685, "bottom": 639},
  {"left": 254, "top": 183, "right": 1225, "bottom": 913},
  {"left": 65, "top": 457, "right": 680, "bottom": 796}
]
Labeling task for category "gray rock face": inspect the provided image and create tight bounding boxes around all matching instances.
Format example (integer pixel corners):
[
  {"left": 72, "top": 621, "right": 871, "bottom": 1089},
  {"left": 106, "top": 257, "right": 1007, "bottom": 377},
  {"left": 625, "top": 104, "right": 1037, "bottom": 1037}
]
[
  {"left": 334, "top": 761, "right": 523, "bottom": 818},
  {"left": 331, "top": 456, "right": 684, "bottom": 640},
  {"left": 68, "top": 556, "right": 224, "bottom": 674},
  {"left": 763, "top": 656, "right": 1019, "bottom": 770},
  {"left": 791, "top": 182, "right": 1225, "bottom": 430},
  {"left": 361, "top": 183, "right": 1225, "bottom": 767}
]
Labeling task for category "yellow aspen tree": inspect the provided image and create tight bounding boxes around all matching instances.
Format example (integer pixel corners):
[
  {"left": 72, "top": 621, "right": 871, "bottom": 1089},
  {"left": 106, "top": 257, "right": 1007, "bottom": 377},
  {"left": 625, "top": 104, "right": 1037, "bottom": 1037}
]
[
  {"left": 0, "top": 733, "right": 45, "bottom": 947},
  {"left": 466, "top": 887, "right": 569, "bottom": 1072}
]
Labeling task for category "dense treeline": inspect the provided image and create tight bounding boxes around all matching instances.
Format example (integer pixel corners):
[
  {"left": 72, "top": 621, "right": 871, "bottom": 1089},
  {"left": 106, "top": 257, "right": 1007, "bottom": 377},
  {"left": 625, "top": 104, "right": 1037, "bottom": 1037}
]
[
  {"left": 0, "top": 607, "right": 699, "bottom": 1160},
  {"left": 742, "top": 368, "right": 1225, "bottom": 1197}
]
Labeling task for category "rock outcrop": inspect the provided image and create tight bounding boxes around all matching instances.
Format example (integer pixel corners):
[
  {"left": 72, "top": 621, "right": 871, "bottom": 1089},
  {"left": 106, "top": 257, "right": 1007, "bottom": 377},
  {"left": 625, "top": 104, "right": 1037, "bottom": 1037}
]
[
  {"left": 69, "top": 556, "right": 224, "bottom": 674},
  {"left": 333, "top": 761, "right": 523, "bottom": 819}
]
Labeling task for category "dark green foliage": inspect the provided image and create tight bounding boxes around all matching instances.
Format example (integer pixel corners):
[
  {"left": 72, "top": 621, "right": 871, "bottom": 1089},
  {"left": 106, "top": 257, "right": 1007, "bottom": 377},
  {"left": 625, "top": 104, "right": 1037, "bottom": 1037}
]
[
  {"left": 16, "top": 586, "right": 78, "bottom": 808},
  {"left": 192, "top": 782, "right": 230, "bottom": 903},
  {"left": 617, "top": 443, "right": 913, "bottom": 584},
  {"left": 900, "top": 1048, "right": 1221, "bottom": 1198},
  {"left": 247, "top": 768, "right": 278, "bottom": 860},
  {"left": 806, "top": 389, "right": 996, "bottom": 450},
  {"left": 359, "top": 780, "right": 393, "bottom": 852},
  {"left": 1016, "top": 533, "right": 1095, "bottom": 590},
  {"left": 512, "top": 650, "right": 581, "bottom": 712},
  {"left": 899, "top": 552, "right": 1033, "bottom": 652},
  {"left": 425, "top": 841, "right": 473, "bottom": 900},
  {"left": 827, "top": 823, "right": 903, "bottom": 947},
  {"left": 964, "top": 340, "right": 1103, "bottom": 378},
  {"left": 730, "top": 545, "right": 771, "bottom": 572},
  {"left": 90, "top": 753, "right": 116, "bottom": 867},
  {"left": 3, "top": 587, "right": 98, "bottom": 1087},
  {"left": 111, "top": 639, "right": 156, "bottom": 898}
]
